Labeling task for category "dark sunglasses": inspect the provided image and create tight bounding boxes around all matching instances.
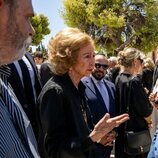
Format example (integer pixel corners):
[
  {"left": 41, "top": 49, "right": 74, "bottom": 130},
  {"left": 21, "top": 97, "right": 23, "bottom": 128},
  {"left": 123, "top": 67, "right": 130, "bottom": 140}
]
[
  {"left": 95, "top": 63, "right": 109, "bottom": 70},
  {"left": 137, "top": 58, "right": 144, "bottom": 64}
]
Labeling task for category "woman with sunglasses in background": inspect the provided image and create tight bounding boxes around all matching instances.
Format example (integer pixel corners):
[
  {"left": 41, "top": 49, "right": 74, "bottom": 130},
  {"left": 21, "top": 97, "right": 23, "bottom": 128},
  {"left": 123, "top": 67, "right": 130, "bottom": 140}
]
[{"left": 115, "top": 47, "right": 153, "bottom": 158}]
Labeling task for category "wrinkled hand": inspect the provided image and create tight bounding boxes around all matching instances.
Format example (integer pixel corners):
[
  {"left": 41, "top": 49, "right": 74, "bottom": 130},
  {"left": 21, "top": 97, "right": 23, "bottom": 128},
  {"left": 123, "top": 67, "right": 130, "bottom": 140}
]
[
  {"left": 89, "top": 113, "right": 129, "bottom": 142},
  {"left": 99, "top": 130, "right": 117, "bottom": 146}
]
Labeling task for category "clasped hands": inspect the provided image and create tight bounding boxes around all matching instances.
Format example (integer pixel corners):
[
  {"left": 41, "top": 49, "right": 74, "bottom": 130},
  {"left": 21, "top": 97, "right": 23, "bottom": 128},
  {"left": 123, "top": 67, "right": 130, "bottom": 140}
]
[{"left": 89, "top": 113, "right": 129, "bottom": 146}]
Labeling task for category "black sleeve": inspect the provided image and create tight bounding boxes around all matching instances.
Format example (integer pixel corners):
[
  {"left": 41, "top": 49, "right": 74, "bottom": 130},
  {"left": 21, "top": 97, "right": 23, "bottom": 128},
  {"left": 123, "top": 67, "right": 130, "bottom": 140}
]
[
  {"left": 131, "top": 78, "right": 153, "bottom": 117},
  {"left": 39, "top": 88, "right": 95, "bottom": 158},
  {"left": 39, "top": 63, "right": 53, "bottom": 86}
]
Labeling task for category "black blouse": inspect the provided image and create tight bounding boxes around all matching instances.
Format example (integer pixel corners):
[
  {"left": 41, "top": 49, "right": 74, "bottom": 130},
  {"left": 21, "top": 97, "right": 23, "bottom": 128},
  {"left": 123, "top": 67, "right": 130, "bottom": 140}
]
[{"left": 115, "top": 72, "right": 153, "bottom": 132}]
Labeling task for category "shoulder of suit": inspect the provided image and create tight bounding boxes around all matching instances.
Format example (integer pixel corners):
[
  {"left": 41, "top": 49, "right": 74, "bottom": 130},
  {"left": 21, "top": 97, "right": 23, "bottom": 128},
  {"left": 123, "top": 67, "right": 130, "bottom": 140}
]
[
  {"left": 103, "top": 79, "right": 115, "bottom": 87},
  {"left": 39, "top": 77, "right": 63, "bottom": 99},
  {"left": 81, "top": 76, "right": 91, "bottom": 83}
]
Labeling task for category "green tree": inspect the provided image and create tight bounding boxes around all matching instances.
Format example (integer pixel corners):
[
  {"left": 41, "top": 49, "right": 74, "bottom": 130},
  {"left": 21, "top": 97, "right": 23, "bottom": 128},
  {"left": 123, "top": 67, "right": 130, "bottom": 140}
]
[
  {"left": 31, "top": 14, "right": 51, "bottom": 46},
  {"left": 61, "top": 0, "right": 158, "bottom": 54}
]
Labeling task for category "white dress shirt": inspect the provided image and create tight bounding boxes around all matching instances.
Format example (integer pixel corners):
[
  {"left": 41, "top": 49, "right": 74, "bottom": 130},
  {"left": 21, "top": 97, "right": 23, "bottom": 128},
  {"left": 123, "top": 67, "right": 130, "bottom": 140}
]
[{"left": 91, "top": 75, "right": 110, "bottom": 111}]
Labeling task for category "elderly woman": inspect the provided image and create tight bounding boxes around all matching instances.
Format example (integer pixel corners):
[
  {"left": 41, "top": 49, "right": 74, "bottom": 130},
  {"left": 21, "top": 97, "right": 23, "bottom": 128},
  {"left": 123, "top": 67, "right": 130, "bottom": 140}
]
[
  {"left": 115, "top": 48, "right": 153, "bottom": 158},
  {"left": 38, "top": 28, "right": 129, "bottom": 158}
]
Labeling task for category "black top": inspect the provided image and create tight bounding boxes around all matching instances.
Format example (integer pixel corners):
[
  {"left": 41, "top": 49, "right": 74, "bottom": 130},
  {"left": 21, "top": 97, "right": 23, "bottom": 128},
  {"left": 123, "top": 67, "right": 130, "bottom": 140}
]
[
  {"left": 115, "top": 72, "right": 153, "bottom": 132},
  {"left": 138, "top": 68, "right": 153, "bottom": 95},
  {"left": 39, "top": 62, "right": 54, "bottom": 86},
  {"left": 38, "top": 73, "right": 96, "bottom": 158},
  {"left": 105, "top": 67, "right": 120, "bottom": 84}
]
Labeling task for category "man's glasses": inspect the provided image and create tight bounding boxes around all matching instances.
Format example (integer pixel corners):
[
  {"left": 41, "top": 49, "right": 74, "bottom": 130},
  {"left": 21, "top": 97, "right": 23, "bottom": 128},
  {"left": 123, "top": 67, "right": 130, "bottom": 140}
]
[{"left": 95, "top": 63, "right": 109, "bottom": 70}]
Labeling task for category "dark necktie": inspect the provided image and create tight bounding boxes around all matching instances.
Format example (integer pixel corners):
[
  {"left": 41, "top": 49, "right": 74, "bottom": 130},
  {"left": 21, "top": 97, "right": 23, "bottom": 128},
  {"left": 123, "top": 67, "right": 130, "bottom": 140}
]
[
  {"left": 18, "top": 59, "right": 35, "bottom": 106},
  {"left": 97, "top": 81, "right": 109, "bottom": 111}
]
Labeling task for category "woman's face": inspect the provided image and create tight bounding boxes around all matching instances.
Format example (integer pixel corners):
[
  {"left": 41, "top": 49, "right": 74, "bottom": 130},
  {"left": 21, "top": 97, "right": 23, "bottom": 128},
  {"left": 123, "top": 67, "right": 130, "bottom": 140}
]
[
  {"left": 71, "top": 44, "right": 95, "bottom": 79},
  {"left": 134, "top": 58, "right": 144, "bottom": 74}
]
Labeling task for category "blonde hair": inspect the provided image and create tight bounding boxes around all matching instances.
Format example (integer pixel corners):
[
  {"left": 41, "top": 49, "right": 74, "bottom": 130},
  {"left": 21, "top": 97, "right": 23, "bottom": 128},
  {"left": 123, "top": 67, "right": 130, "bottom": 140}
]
[
  {"left": 144, "top": 57, "right": 154, "bottom": 70},
  {"left": 48, "top": 27, "right": 94, "bottom": 75},
  {"left": 118, "top": 47, "right": 141, "bottom": 67}
]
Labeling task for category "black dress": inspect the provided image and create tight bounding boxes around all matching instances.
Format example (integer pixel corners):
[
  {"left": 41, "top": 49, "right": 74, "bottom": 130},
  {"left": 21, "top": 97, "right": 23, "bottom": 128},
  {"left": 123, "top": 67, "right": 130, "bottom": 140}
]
[{"left": 115, "top": 72, "right": 153, "bottom": 158}]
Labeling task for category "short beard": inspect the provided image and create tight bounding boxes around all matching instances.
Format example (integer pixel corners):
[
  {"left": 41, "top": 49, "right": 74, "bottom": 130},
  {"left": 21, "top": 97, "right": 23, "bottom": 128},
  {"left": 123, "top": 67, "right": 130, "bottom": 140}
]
[
  {"left": 92, "top": 71, "right": 104, "bottom": 80},
  {"left": 5, "top": 12, "right": 32, "bottom": 63},
  {"left": 0, "top": 7, "right": 32, "bottom": 65},
  {"left": 0, "top": 36, "right": 32, "bottom": 65},
  {"left": 9, "top": 36, "right": 32, "bottom": 62}
]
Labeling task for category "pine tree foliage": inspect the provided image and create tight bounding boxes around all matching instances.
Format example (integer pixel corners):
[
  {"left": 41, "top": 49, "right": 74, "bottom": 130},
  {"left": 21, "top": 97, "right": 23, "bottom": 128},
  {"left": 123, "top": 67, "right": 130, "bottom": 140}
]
[
  {"left": 61, "top": 0, "right": 158, "bottom": 54},
  {"left": 31, "top": 14, "right": 51, "bottom": 46}
]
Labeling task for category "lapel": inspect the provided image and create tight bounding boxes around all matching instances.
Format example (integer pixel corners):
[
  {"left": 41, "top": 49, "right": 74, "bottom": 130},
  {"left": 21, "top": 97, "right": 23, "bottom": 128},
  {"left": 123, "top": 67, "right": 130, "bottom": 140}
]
[
  {"left": 25, "top": 52, "right": 38, "bottom": 76},
  {"left": 8, "top": 63, "right": 26, "bottom": 100},
  {"left": 84, "top": 77, "right": 97, "bottom": 96},
  {"left": 25, "top": 52, "right": 42, "bottom": 95},
  {"left": 85, "top": 77, "right": 108, "bottom": 112},
  {"left": 8, "top": 63, "right": 22, "bottom": 87}
]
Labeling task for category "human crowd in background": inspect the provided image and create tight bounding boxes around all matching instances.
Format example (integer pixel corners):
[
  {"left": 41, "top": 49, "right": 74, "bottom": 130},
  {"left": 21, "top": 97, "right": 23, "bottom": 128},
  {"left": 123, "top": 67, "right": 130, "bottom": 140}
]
[
  {"left": 21, "top": 41, "right": 158, "bottom": 158},
  {"left": 30, "top": 43, "right": 158, "bottom": 158},
  {"left": 1, "top": 0, "right": 158, "bottom": 158}
]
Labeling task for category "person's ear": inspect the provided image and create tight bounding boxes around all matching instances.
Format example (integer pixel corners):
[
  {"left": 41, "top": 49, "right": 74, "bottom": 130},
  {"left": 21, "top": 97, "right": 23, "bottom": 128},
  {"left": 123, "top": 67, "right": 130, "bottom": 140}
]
[{"left": 131, "top": 59, "right": 136, "bottom": 68}]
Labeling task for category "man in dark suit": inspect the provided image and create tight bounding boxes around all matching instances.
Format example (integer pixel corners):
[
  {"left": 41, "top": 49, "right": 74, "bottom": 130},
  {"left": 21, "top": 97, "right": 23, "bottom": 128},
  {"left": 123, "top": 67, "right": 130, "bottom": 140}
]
[
  {"left": 82, "top": 54, "right": 116, "bottom": 158},
  {"left": 8, "top": 52, "right": 42, "bottom": 137},
  {"left": 40, "top": 61, "right": 54, "bottom": 86}
]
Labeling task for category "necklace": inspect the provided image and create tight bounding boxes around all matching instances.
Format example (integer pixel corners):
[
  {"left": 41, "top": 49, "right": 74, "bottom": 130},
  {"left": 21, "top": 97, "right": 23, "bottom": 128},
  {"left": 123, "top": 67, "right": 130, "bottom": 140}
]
[{"left": 80, "top": 99, "right": 88, "bottom": 124}]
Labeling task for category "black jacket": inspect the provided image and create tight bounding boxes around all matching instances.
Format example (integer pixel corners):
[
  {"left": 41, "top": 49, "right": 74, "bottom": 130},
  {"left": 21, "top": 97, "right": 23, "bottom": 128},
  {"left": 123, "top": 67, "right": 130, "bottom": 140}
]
[
  {"left": 115, "top": 72, "right": 152, "bottom": 131},
  {"left": 82, "top": 76, "right": 116, "bottom": 158},
  {"left": 38, "top": 73, "right": 96, "bottom": 158},
  {"left": 40, "top": 61, "right": 54, "bottom": 86},
  {"left": 115, "top": 72, "right": 153, "bottom": 158}
]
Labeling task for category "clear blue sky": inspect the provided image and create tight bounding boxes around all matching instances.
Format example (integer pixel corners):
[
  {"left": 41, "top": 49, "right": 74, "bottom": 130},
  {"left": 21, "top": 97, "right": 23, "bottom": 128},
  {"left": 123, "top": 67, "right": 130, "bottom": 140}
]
[{"left": 32, "top": 0, "right": 67, "bottom": 47}]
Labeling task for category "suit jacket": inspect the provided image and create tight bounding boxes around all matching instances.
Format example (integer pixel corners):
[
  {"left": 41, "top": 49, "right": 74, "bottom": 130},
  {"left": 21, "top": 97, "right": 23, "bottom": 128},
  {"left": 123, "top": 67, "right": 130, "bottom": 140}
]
[
  {"left": 82, "top": 76, "right": 116, "bottom": 125},
  {"left": 8, "top": 52, "right": 42, "bottom": 135},
  {"left": 81, "top": 76, "right": 116, "bottom": 158},
  {"left": 38, "top": 73, "right": 96, "bottom": 158},
  {"left": 39, "top": 61, "right": 54, "bottom": 86}
]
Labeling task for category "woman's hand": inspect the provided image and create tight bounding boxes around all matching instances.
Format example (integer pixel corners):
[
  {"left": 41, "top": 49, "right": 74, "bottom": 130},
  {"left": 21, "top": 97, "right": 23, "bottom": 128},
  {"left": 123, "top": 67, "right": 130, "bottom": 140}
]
[
  {"left": 99, "top": 130, "right": 117, "bottom": 146},
  {"left": 89, "top": 113, "right": 129, "bottom": 143}
]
